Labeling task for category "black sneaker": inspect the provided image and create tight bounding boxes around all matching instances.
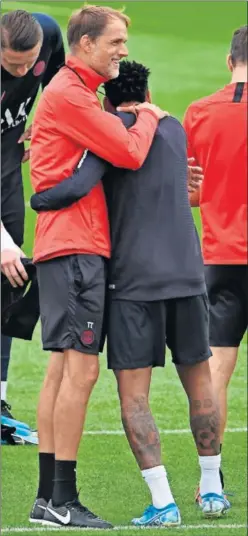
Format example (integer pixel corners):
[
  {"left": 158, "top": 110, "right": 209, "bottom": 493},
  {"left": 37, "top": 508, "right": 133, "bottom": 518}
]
[
  {"left": 43, "top": 498, "right": 113, "bottom": 529},
  {"left": 1, "top": 400, "right": 14, "bottom": 419},
  {"left": 1, "top": 424, "right": 17, "bottom": 445},
  {"left": 29, "top": 498, "right": 48, "bottom": 524}
]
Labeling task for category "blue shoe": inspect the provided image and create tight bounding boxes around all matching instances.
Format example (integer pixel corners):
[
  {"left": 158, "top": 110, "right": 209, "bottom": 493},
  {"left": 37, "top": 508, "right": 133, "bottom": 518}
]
[
  {"left": 13, "top": 425, "right": 38, "bottom": 445},
  {"left": 1, "top": 414, "right": 32, "bottom": 431},
  {"left": 200, "top": 493, "right": 231, "bottom": 518},
  {"left": 1, "top": 400, "right": 30, "bottom": 431},
  {"left": 132, "top": 503, "right": 181, "bottom": 527}
]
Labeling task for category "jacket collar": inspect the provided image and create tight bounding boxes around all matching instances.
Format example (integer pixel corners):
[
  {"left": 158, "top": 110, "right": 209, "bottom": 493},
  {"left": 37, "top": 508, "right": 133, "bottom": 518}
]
[{"left": 66, "top": 54, "right": 106, "bottom": 93}]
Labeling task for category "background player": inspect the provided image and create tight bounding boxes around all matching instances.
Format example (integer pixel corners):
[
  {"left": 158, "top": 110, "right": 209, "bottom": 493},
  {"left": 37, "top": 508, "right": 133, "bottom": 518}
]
[
  {"left": 1, "top": 10, "right": 65, "bottom": 429},
  {"left": 183, "top": 25, "right": 247, "bottom": 497}
]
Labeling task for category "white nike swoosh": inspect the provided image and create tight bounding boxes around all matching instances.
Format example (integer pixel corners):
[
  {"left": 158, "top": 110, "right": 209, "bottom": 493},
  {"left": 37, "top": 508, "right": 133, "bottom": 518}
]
[
  {"left": 47, "top": 507, "right": 71, "bottom": 525},
  {"left": 37, "top": 505, "right": 46, "bottom": 510}
]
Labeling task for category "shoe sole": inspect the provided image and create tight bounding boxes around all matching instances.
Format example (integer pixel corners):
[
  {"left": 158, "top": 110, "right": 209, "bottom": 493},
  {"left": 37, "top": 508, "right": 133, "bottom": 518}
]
[
  {"left": 29, "top": 518, "right": 44, "bottom": 524},
  {"left": 158, "top": 522, "right": 181, "bottom": 527},
  {"left": 203, "top": 508, "right": 228, "bottom": 518},
  {"left": 42, "top": 520, "right": 113, "bottom": 529},
  {"left": 42, "top": 520, "right": 63, "bottom": 527},
  {"left": 133, "top": 520, "right": 181, "bottom": 527}
]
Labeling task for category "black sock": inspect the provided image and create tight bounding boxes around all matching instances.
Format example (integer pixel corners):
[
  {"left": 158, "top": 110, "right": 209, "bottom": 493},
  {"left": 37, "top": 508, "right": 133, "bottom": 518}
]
[
  {"left": 52, "top": 460, "right": 77, "bottom": 506},
  {"left": 37, "top": 453, "right": 55, "bottom": 502}
]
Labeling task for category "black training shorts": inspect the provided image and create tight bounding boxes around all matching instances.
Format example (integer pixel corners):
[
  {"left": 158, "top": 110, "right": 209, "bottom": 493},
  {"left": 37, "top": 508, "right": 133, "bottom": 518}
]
[
  {"left": 1, "top": 167, "right": 25, "bottom": 247},
  {"left": 205, "top": 265, "right": 248, "bottom": 347},
  {"left": 37, "top": 254, "right": 106, "bottom": 355},
  {"left": 106, "top": 294, "right": 211, "bottom": 370}
]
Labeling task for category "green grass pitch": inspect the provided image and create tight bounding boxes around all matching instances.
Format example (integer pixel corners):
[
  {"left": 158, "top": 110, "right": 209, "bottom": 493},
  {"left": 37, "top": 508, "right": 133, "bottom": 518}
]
[{"left": 1, "top": 2, "right": 247, "bottom": 535}]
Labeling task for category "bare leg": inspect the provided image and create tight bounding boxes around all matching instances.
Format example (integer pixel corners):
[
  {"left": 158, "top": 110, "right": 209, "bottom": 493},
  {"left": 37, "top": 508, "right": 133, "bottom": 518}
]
[
  {"left": 54, "top": 350, "right": 99, "bottom": 460},
  {"left": 36, "top": 352, "right": 65, "bottom": 503},
  {"left": 176, "top": 360, "right": 220, "bottom": 456},
  {"left": 47, "top": 349, "right": 99, "bottom": 507},
  {"left": 209, "top": 347, "right": 238, "bottom": 443},
  {"left": 176, "top": 359, "right": 224, "bottom": 504},
  {"left": 115, "top": 367, "right": 161, "bottom": 469},
  {"left": 115, "top": 367, "right": 176, "bottom": 512},
  {"left": 38, "top": 352, "right": 65, "bottom": 453}
]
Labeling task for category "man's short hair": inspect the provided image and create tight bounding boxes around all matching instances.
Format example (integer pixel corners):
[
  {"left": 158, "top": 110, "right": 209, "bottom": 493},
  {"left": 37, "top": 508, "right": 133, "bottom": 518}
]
[
  {"left": 67, "top": 4, "right": 130, "bottom": 47},
  {"left": 104, "top": 60, "right": 151, "bottom": 107},
  {"left": 1, "top": 10, "right": 43, "bottom": 51},
  {"left": 230, "top": 25, "right": 247, "bottom": 66}
]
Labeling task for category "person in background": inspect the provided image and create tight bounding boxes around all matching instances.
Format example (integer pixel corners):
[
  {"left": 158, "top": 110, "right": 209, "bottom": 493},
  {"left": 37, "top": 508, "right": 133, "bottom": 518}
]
[
  {"left": 1, "top": 10, "right": 65, "bottom": 431},
  {"left": 183, "top": 25, "right": 247, "bottom": 501}
]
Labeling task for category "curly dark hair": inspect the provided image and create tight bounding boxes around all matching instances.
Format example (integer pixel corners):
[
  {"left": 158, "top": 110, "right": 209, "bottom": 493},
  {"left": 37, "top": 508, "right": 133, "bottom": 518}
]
[{"left": 104, "top": 60, "right": 151, "bottom": 107}]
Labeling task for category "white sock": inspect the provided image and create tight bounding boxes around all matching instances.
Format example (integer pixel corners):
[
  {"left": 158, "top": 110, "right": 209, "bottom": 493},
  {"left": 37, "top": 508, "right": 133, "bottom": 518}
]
[
  {"left": 199, "top": 455, "right": 222, "bottom": 497},
  {"left": 1, "top": 381, "right": 7, "bottom": 401},
  {"left": 141, "top": 465, "right": 175, "bottom": 509}
]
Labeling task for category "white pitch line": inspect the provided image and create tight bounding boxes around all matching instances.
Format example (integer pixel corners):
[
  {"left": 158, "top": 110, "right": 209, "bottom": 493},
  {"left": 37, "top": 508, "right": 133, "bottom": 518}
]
[
  {"left": 2, "top": 525, "right": 247, "bottom": 533},
  {"left": 83, "top": 427, "right": 247, "bottom": 436}
]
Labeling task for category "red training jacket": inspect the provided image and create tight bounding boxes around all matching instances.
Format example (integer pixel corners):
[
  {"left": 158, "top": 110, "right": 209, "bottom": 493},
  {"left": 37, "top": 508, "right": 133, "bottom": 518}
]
[{"left": 31, "top": 54, "right": 159, "bottom": 263}]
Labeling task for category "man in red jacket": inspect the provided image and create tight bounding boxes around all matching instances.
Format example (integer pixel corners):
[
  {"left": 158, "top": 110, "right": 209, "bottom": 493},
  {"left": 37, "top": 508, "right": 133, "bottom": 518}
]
[
  {"left": 29, "top": 5, "right": 166, "bottom": 528},
  {"left": 183, "top": 25, "right": 247, "bottom": 498}
]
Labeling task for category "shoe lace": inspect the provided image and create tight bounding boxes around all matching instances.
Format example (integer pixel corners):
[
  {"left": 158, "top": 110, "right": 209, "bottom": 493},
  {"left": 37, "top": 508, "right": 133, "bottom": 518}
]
[{"left": 68, "top": 494, "right": 99, "bottom": 520}]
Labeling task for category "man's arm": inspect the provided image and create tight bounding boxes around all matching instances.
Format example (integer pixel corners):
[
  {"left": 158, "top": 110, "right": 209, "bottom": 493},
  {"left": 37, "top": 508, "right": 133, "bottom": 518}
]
[
  {"left": 30, "top": 112, "right": 136, "bottom": 212},
  {"left": 30, "top": 151, "right": 108, "bottom": 211},
  {"left": 56, "top": 87, "right": 162, "bottom": 170}
]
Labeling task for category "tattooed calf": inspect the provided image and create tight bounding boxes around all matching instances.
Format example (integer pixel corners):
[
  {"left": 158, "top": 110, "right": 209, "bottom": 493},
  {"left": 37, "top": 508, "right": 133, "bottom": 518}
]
[{"left": 121, "top": 395, "right": 161, "bottom": 470}]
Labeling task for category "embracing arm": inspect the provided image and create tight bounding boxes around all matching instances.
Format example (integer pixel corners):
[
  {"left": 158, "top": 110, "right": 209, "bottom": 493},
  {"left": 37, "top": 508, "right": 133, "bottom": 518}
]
[
  {"left": 30, "top": 112, "right": 136, "bottom": 212},
  {"left": 56, "top": 86, "right": 159, "bottom": 170},
  {"left": 30, "top": 151, "right": 108, "bottom": 211}
]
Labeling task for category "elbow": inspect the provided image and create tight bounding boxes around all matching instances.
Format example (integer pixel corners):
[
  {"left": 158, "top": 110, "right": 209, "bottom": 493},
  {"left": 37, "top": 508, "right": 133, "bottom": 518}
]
[
  {"left": 110, "top": 144, "right": 147, "bottom": 170},
  {"left": 123, "top": 152, "right": 144, "bottom": 171},
  {"left": 131, "top": 157, "right": 143, "bottom": 170}
]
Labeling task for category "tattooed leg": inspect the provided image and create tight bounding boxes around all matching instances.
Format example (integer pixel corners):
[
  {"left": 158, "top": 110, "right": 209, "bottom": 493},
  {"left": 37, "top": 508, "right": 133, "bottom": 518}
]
[
  {"left": 176, "top": 360, "right": 221, "bottom": 456},
  {"left": 115, "top": 368, "right": 162, "bottom": 470},
  {"left": 190, "top": 406, "right": 220, "bottom": 456}
]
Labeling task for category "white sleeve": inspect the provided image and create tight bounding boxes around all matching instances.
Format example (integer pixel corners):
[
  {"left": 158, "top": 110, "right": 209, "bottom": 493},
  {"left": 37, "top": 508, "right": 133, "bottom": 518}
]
[{"left": 1, "top": 222, "right": 19, "bottom": 253}]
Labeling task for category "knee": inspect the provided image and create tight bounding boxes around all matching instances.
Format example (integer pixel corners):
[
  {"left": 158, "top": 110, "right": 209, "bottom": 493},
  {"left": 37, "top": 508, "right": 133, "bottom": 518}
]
[
  {"left": 68, "top": 361, "right": 99, "bottom": 390},
  {"left": 85, "top": 360, "right": 99, "bottom": 387}
]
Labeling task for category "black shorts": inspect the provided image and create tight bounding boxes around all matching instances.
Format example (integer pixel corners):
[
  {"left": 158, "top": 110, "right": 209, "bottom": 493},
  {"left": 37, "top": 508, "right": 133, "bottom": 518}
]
[
  {"left": 1, "top": 167, "right": 25, "bottom": 247},
  {"left": 205, "top": 265, "right": 248, "bottom": 347},
  {"left": 106, "top": 294, "right": 211, "bottom": 370},
  {"left": 37, "top": 255, "right": 106, "bottom": 355}
]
